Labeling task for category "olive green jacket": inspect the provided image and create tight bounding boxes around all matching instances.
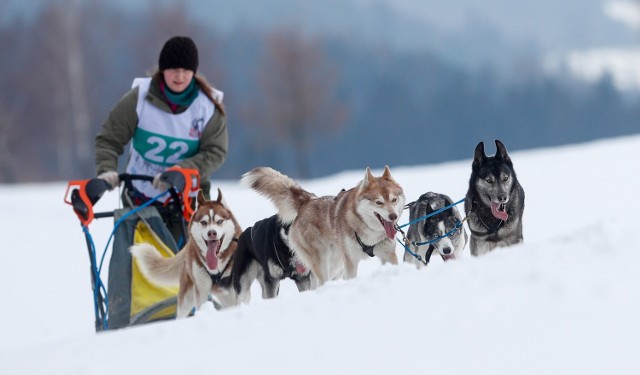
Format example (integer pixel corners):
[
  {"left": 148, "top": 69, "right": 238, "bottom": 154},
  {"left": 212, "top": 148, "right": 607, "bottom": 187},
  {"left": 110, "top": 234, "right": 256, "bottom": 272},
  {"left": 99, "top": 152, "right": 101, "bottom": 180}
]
[{"left": 95, "top": 77, "right": 228, "bottom": 198}]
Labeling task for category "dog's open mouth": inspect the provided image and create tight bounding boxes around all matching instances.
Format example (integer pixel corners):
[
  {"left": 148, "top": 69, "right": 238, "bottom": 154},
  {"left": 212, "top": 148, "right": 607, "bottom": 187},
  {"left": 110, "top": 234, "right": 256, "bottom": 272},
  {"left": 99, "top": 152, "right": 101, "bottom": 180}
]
[
  {"left": 294, "top": 261, "right": 308, "bottom": 275},
  {"left": 441, "top": 253, "right": 456, "bottom": 262},
  {"left": 205, "top": 235, "right": 224, "bottom": 270},
  {"left": 375, "top": 213, "right": 397, "bottom": 239},
  {"left": 490, "top": 202, "right": 509, "bottom": 221}
]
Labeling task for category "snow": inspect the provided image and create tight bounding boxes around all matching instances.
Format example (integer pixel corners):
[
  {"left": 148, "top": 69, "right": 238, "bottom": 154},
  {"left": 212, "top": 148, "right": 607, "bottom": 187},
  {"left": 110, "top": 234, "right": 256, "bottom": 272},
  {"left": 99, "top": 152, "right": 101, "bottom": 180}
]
[{"left": 1, "top": 136, "right": 640, "bottom": 374}]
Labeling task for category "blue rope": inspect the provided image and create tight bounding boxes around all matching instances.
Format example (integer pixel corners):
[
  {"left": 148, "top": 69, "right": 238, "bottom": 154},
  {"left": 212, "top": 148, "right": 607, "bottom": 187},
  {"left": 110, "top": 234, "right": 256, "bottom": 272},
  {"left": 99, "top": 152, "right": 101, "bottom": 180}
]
[
  {"left": 411, "top": 220, "right": 463, "bottom": 247},
  {"left": 395, "top": 197, "right": 467, "bottom": 264},
  {"left": 97, "top": 191, "right": 169, "bottom": 274},
  {"left": 82, "top": 225, "right": 108, "bottom": 331},
  {"left": 397, "top": 238, "right": 427, "bottom": 264},
  {"left": 82, "top": 190, "right": 168, "bottom": 331},
  {"left": 397, "top": 197, "right": 465, "bottom": 229}
]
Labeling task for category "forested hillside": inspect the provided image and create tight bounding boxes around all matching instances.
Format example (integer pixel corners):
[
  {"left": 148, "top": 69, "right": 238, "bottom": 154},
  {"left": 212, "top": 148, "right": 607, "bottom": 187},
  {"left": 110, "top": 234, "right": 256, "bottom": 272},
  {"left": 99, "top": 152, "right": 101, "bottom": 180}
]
[{"left": 0, "top": 0, "right": 637, "bottom": 182}]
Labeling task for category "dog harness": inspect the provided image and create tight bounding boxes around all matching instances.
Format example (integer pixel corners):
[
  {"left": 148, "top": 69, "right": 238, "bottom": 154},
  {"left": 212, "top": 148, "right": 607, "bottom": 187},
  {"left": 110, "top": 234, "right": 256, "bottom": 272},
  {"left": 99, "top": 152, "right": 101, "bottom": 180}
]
[{"left": 355, "top": 232, "right": 375, "bottom": 257}]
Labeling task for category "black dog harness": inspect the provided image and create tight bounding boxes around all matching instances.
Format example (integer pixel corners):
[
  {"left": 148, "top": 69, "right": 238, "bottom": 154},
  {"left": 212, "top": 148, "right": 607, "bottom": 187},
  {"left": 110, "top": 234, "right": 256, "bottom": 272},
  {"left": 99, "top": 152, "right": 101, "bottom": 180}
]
[
  {"left": 209, "top": 261, "right": 231, "bottom": 285},
  {"left": 355, "top": 232, "right": 375, "bottom": 257}
]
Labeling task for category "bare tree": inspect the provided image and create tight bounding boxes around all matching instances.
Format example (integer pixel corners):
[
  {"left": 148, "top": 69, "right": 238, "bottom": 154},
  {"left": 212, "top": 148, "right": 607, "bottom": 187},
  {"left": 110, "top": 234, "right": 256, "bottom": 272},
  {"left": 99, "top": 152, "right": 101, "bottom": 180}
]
[
  {"left": 0, "top": 104, "right": 13, "bottom": 182},
  {"left": 131, "top": 0, "right": 196, "bottom": 74},
  {"left": 249, "top": 28, "right": 348, "bottom": 178},
  {"left": 15, "top": 0, "right": 93, "bottom": 180},
  {"left": 65, "top": 0, "right": 91, "bottom": 173}
]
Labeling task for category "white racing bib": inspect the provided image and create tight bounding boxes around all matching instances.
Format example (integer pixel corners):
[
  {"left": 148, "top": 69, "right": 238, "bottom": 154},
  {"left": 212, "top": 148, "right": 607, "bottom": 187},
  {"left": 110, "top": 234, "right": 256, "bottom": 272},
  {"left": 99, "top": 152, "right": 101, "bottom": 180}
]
[{"left": 126, "top": 77, "right": 217, "bottom": 198}]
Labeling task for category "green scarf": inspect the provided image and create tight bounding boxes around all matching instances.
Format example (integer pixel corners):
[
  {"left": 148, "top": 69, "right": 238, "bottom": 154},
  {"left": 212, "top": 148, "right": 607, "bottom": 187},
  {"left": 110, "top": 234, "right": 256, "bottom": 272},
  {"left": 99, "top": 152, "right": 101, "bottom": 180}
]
[{"left": 163, "top": 78, "right": 198, "bottom": 107}]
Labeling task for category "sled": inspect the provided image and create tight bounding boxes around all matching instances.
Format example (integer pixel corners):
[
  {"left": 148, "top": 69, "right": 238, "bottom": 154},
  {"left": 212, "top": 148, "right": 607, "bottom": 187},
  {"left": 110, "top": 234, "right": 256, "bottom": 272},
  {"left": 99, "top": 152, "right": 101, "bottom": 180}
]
[{"left": 64, "top": 167, "right": 199, "bottom": 332}]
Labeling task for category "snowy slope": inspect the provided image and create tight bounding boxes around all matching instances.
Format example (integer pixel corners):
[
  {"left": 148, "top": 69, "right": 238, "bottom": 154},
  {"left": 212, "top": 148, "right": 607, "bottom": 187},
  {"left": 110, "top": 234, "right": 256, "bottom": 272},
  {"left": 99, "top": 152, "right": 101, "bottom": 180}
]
[{"left": 0, "top": 136, "right": 639, "bottom": 374}]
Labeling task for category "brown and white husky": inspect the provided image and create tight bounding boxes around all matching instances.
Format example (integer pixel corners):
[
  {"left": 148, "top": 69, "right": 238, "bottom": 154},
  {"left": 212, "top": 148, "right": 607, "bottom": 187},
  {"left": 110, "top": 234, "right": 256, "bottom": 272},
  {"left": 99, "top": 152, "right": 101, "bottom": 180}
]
[
  {"left": 242, "top": 166, "right": 405, "bottom": 288},
  {"left": 130, "top": 189, "right": 242, "bottom": 318}
]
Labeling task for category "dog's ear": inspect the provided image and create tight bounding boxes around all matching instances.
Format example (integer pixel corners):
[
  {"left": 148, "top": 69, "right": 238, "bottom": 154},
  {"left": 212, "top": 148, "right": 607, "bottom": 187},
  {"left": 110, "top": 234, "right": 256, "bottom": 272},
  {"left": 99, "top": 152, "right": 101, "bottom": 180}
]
[
  {"left": 472, "top": 141, "right": 486, "bottom": 169},
  {"left": 417, "top": 193, "right": 433, "bottom": 214},
  {"left": 495, "top": 139, "right": 513, "bottom": 166},
  {"left": 381, "top": 165, "right": 393, "bottom": 181},
  {"left": 359, "top": 167, "right": 374, "bottom": 191},
  {"left": 197, "top": 189, "right": 207, "bottom": 207},
  {"left": 443, "top": 195, "right": 453, "bottom": 207},
  {"left": 425, "top": 201, "right": 434, "bottom": 214},
  {"left": 215, "top": 187, "right": 228, "bottom": 208}
]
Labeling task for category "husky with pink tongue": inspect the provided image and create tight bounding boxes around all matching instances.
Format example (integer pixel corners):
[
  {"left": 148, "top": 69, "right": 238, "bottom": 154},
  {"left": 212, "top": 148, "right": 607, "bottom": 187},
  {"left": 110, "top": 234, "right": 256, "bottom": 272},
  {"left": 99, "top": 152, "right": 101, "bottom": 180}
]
[
  {"left": 131, "top": 189, "right": 242, "bottom": 318},
  {"left": 465, "top": 139, "right": 525, "bottom": 256},
  {"left": 243, "top": 166, "right": 405, "bottom": 289}
]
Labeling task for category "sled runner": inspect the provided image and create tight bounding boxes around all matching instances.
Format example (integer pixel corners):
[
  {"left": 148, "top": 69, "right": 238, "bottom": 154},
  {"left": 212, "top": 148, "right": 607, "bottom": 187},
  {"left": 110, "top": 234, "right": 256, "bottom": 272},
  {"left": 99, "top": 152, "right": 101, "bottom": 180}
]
[{"left": 64, "top": 167, "right": 199, "bottom": 331}]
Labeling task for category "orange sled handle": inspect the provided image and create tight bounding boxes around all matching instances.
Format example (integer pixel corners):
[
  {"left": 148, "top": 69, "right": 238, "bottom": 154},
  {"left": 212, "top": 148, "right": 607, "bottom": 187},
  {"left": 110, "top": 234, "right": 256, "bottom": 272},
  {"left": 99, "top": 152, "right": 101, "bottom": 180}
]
[
  {"left": 160, "top": 166, "right": 200, "bottom": 221},
  {"left": 64, "top": 178, "right": 111, "bottom": 226}
]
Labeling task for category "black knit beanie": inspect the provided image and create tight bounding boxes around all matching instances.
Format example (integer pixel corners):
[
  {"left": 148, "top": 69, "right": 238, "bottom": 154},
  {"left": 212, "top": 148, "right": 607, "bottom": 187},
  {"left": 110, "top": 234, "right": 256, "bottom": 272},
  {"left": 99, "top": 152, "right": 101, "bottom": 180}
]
[{"left": 158, "top": 36, "right": 199, "bottom": 73}]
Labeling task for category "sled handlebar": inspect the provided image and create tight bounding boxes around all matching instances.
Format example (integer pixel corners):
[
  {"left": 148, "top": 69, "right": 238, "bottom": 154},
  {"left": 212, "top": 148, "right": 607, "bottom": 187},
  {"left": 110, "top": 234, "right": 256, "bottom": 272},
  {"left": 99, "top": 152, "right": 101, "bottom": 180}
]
[
  {"left": 64, "top": 168, "right": 200, "bottom": 226},
  {"left": 119, "top": 174, "right": 154, "bottom": 183}
]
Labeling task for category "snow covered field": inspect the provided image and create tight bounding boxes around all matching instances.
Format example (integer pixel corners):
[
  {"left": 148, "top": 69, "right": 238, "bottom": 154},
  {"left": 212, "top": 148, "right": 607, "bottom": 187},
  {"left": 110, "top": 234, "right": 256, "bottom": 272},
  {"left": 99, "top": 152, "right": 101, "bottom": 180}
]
[{"left": 1, "top": 136, "right": 639, "bottom": 374}]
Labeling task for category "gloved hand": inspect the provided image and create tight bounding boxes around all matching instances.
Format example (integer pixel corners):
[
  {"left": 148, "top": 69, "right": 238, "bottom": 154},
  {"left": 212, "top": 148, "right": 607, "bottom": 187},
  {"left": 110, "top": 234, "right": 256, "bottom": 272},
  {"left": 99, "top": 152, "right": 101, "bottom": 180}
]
[
  {"left": 153, "top": 172, "right": 168, "bottom": 191},
  {"left": 98, "top": 171, "right": 119, "bottom": 190}
]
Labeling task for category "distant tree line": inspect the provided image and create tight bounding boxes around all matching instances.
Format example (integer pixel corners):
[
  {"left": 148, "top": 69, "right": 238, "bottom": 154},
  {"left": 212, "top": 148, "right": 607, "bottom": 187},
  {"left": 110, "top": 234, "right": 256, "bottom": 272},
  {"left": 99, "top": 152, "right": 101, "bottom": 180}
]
[{"left": 0, "top": 1, "right": 637, "bottom": 183}]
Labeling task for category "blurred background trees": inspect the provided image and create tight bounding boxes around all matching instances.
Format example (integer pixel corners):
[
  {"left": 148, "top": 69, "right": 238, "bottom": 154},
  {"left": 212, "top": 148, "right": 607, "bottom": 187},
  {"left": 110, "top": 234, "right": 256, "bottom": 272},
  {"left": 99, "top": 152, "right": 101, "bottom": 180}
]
[
  {"left": 0, "top": 0, "right": 638, "bottom": 183},
  {"left": 245, "top": 29, "right": 348, "bottom": 178}
]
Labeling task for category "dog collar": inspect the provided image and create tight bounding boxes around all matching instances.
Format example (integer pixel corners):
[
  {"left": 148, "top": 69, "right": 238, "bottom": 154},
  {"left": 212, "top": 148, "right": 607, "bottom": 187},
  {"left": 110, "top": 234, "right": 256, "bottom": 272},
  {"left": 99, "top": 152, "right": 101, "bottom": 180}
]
[
  {"left": 354, "top": 232, "right": 375, "bottom": 257},
  {"left": 208, "top": 258, "right": 233, "bottom": 285}
]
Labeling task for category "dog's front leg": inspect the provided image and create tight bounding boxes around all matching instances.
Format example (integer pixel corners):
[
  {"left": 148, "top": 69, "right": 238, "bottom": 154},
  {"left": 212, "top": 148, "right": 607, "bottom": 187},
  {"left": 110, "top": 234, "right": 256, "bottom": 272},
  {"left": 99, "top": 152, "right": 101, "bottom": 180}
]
[
  {"left": 374, "top": 239, "right": 399, "bottom": 265},
  {"left": 294, "top": 275, "right": 312, "bottom": 292},
  {"left": 176, "top": 290, "right": 195, "bottom": 319},
  {"left": 213, "top": 289, "right": 239, "bottom": 309},
  {"left": 309, "top": 272, "right": 325, "bottom": 290},
  {"left": 193, "top": 285, "right": 210, "bottom": 312},
  {"left": 343, "top": 258, "right": 358, "bottom": 279}
]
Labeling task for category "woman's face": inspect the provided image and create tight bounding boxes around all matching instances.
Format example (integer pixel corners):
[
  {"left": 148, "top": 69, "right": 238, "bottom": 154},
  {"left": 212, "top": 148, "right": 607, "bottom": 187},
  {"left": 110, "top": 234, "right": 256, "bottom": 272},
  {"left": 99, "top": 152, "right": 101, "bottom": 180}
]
[{"left": 163, "top": 68, "right": 194, "bottom": 93}]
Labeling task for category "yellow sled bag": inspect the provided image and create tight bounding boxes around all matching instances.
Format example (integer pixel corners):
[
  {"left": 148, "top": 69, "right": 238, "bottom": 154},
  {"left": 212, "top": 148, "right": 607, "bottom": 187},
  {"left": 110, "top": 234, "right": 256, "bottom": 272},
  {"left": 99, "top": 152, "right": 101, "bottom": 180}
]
[{"left": 108, "top": 206, "right": 179, "bottom": 329}]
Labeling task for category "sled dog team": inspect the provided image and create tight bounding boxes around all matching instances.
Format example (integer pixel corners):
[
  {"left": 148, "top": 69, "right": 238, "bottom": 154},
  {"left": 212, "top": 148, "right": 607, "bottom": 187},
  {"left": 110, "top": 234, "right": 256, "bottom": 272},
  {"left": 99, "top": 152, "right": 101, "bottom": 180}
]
[{"left": 131, "top": 139, "right": 525, "bottom": 318}]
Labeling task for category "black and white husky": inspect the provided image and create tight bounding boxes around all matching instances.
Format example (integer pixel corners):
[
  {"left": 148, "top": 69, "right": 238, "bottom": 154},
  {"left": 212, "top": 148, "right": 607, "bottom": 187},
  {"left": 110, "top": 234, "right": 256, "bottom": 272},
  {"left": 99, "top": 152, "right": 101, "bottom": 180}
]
[
  {"left": 403, "top": 192, "right": 467, "bottom": 267},
  {"left": 232, "top": 215, "right": 311, "bottom": 302},
  {"left": 464, "top": 139, "right": 525, "bottom": 256}
]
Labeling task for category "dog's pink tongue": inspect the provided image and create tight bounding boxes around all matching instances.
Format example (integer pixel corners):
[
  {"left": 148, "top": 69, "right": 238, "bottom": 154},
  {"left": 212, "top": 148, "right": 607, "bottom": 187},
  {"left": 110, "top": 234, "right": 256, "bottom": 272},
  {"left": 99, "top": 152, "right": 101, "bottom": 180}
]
[
  {"left": 383, "top": 220, "right": 397, "bottom": 239},
  {"left": 491, "top": 202, "right": 509, "bottom": 221},
  {"left": 206, "top": 241, "right": 219, "bottom": 270},
  {"left": 442, "top": 254, "right": 456, "bottom": 262},
  {"left": 295, "top": 261, "right": 307, "bottom": 275}
]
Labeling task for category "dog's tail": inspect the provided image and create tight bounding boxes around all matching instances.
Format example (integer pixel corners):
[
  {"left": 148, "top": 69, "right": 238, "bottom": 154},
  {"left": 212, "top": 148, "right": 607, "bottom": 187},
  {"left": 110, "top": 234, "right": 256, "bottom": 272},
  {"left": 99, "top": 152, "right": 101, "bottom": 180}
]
[
  {"left": 241, "top": 167, "right": 315, "bottom": 224},
  {"left": 130, "top": 243, "right": 185, "bottom": 286}
]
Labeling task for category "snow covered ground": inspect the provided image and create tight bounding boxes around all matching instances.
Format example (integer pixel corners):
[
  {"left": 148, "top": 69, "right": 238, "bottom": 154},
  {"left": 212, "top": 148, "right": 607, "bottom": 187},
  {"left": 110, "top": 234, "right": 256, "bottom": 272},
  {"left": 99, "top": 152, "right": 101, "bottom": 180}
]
[{"left": 1, "top": 136, "right": 639, "bottom": 374}]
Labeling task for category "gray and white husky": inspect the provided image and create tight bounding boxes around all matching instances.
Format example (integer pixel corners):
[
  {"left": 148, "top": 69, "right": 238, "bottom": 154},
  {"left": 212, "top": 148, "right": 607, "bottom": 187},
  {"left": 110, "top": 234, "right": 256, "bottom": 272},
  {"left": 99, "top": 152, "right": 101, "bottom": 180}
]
[
  {"left": 403, "top": 192, "right": 467, "bottom": 267},
  {"left": 464, "top": 140, "right": 525, "bottom": 256}
]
